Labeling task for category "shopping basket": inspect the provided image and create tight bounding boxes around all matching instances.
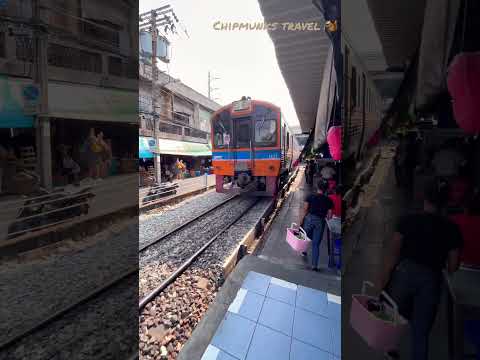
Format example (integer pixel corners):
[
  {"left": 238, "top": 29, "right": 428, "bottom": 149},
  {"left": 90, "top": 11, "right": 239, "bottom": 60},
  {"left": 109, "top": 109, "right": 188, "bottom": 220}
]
[
  {"left": 286, "top": 223, "right": 311, "bottom": 253},
  {"left": 350, "top": 281, "right": 408, "bottom": 353}
]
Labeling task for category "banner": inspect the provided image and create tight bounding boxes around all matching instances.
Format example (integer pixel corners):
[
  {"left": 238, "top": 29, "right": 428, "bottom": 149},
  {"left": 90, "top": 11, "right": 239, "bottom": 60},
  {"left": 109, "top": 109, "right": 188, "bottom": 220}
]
[
  {"left": 139, "top": 137, "right": 156, "bottom": 159},
  {"left": 0, "top": 76, "right": 34, "bottom": 128}
]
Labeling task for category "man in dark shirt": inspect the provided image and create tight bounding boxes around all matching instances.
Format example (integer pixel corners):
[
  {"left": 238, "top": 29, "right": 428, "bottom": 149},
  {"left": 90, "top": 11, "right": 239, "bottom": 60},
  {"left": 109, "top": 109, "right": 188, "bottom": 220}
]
[
  {"left": 299, "top": 181, "right": 334, "bottom": 271},
  {"left": 378, "top": 180, "right": 463, "bottom": 360}
]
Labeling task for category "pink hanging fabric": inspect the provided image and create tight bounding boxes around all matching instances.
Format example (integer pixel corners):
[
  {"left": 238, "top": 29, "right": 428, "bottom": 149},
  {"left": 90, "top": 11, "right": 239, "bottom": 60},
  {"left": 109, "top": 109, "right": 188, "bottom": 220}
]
[
  {"left": 447, "top": 52, "right": 480, "bottom": 134},
  {"left": 327, "top": 126, "right": 342, "bottom": 161}
]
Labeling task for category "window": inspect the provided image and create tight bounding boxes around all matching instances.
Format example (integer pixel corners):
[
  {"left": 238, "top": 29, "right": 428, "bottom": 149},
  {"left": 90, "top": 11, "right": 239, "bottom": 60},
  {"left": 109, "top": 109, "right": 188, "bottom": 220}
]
[
  {"left": 255, "top": 106, "right": 277, "bottom": 147},
  {"left": 48, "top": 43, "right": 102, "bottom": 73},
  {"left": 236, "top": 117, "right": 251, "bottom": 148},
  {"left": 173, "top": 111, "right": 190, "bottom": 124},
  {"left": 213, "top": 111, "right": 232, "bottom": 148},
  {"left": 81, "top": 21, "right": 120, "bottom": 48},
  {"left": 159, "top": 122, "right": 182, "bottom": 135}
]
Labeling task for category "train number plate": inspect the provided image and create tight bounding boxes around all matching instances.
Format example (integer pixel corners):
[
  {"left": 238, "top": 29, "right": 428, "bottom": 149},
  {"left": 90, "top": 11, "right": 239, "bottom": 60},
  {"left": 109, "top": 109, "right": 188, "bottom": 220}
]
[{"left": 233, "top": 99, "right": 251, "bottom": 111}]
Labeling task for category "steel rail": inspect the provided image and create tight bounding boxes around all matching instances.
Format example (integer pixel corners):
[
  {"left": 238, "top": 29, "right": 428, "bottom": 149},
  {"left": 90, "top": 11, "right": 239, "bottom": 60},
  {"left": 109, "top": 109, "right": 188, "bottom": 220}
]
[
  {"left": 139, "top": 199, "right": 259, "bottom": 311},
  {"left": 0, "top": 268, "right": 137, "bottom": 351},
  {"left": 139, "top": 194, "right": 238, "bottom": 252}
]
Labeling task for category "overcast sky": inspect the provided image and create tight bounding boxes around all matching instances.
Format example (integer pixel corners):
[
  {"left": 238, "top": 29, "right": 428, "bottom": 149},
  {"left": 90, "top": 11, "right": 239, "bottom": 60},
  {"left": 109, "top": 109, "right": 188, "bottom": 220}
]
[{"left": 139, "top": 0, "right": 300, "bottom": 129}]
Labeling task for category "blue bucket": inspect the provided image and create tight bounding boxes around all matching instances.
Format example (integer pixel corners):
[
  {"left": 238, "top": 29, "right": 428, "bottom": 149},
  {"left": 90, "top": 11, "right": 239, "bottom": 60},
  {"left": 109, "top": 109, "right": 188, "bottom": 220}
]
[{"left": 333, "top": 238, "right": 342, "bottom": 270}]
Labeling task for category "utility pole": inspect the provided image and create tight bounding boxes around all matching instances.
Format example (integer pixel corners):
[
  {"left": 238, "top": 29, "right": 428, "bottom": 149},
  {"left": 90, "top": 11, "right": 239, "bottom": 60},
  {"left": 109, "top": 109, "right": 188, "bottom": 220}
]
[
  {"left": 208, "top": 71, "right": 220, "bottom": 100},
  {"left": 140, "top": 6, "right": 181, "bottom": 185},
  {"left": 150, "top": 10, "right": 162, "bottom": 185},
  {"left": 33, "top": 0, "right": 52, "bottom": 189}
]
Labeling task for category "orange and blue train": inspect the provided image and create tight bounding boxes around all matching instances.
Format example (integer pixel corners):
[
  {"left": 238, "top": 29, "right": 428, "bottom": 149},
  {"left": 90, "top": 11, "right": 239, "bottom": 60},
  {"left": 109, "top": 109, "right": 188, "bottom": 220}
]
[{"left": 211, "top": 97, "right": 301, "bottom": 196}]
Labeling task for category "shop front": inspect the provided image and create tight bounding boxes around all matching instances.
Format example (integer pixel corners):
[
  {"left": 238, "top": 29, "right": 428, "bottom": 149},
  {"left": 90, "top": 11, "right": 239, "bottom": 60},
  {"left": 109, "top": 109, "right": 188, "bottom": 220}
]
[
  {"left": 1, "top": 76, "right": 138, "bottom": 194},
  {"left": 0, "top": 76, "right": 37, "bottom": 196},
  {"left": 157, "top": 138, "right": 212, "bottom": 180},
  {"left": 139, "top": 136, "right": 156, "bottom": 187}
]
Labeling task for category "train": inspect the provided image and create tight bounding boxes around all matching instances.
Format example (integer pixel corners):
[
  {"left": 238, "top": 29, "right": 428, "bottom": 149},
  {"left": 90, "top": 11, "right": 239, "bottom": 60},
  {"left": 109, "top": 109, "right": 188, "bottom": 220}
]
[
  {"left": 342, "top": 38, "right": 383, "bottom": 163},
  {"left": 210, "top": 97, "right": 302, "bottom": 196}
]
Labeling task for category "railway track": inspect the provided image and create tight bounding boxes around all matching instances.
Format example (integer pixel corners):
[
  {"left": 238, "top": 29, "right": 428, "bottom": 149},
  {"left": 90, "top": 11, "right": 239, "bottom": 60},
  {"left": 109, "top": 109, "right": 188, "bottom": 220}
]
[
  {"left": 139, "top": 199, "right": 259, "bottom": 310},
  {"left": 138, "top": 171, "right": 298, "bottom": 359},
  {"left": 139, "top": 194, "right": 238, "bottom": 252},
  {"left": 0, "top": 268, "right": 138, "bottom": 357},
  {"left": 138, "top": 196, "right": 264, "bottom": 359}
]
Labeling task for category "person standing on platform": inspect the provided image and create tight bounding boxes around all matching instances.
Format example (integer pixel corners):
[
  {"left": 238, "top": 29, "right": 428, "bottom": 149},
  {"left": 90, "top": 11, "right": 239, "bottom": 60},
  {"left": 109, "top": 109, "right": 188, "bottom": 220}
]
[
  {"left": 378, "top": 179, "right": 463, "bottom": 360},
  {"left": 328, "top": 185, "right": 342, "bottom": 218},
  {"left": 299, "top": 181, "right": 334, "bottom": 271},
  {"left": 306, "top": 159, "right": 315, "bottom": 185}
]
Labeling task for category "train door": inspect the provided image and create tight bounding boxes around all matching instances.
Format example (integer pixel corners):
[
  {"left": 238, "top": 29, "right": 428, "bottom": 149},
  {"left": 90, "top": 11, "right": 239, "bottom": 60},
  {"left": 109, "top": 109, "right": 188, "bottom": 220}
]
[{"left": 234, "top": 117, "right": 254, "bottom": 182}]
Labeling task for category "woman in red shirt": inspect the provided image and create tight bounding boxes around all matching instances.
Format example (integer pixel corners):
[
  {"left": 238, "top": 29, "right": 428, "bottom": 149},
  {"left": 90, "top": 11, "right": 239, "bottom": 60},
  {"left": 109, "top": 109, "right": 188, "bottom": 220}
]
[{"left": 329, "top": 185, "right": 342, "bottom": 218}]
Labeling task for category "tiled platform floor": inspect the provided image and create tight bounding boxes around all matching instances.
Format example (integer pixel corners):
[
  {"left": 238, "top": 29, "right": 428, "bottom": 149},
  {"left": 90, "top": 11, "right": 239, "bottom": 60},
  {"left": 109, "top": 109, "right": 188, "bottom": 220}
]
[{"left": 201, "top": 271, "right": 341, "bottom": 360}]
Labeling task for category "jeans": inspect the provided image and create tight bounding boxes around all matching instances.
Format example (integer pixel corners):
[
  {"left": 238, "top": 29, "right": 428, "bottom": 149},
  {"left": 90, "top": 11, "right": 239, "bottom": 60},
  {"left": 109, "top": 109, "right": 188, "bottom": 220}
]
[
  {"left": 303, "top": 214, "right": 326, "bottom": 268},
  {"left": 385, "top": 260, "right": 443, "bottom": 360}
]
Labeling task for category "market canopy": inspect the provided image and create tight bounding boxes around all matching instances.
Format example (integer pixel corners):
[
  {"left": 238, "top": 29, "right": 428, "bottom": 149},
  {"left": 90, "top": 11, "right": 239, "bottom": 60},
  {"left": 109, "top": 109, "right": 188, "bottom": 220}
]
[{"left": 157, "top": 139, "right": 212, "bottom": 157}]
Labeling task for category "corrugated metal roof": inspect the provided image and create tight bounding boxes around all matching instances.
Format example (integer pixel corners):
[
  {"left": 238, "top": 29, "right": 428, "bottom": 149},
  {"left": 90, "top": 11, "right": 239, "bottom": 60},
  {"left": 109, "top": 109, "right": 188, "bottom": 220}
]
[
  {"left": 366, "top": 0, "right": 426, "bottom": 67},
  {"left": 258, "top": 0, "right": 330, "bottom": 132}
]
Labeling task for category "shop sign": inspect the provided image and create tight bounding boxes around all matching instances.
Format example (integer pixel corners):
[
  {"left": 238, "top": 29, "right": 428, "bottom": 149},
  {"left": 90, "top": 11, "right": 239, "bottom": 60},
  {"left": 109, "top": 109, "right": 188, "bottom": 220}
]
[{"left": 22, "top": 84, "right": 40, "bottom": 115}]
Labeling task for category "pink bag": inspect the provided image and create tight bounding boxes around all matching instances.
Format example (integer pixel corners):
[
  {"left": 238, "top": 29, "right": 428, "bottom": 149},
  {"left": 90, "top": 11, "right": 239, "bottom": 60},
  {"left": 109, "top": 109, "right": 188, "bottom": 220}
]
[
  {"left": 350, "top": 281, "right": 408, "bottom": 353},
  {"left": 447, "top": 52, "right": 480, "bottom": 134},
  {"left": 286, "top": 223, "right": 311, "bottom": 253}
]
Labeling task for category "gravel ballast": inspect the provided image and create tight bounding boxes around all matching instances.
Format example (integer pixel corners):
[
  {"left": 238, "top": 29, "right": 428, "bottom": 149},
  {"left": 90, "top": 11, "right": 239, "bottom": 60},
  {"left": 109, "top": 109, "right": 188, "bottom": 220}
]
[{"left": 139, "top": 198, "right": 272, "bottom": 360}]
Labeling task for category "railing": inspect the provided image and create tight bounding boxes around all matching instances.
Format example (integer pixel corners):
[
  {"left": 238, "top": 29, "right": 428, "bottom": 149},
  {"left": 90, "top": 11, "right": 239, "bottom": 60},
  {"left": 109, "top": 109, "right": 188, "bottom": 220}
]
[
  {"left": 0, "top": 190, "right": 95, "bottom": 240},
  {"left": 80, "top": 21, "right": 120, "bottom": 48},
  {"left": 140, "top": 174, "right": 215, "bottom": 206}
]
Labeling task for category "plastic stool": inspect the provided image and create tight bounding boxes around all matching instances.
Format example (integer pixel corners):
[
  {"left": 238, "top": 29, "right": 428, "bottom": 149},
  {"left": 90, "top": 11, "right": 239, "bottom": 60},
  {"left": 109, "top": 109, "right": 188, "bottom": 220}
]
[{"left": 465, "top": 320, "right": 480, "bottom": 360}]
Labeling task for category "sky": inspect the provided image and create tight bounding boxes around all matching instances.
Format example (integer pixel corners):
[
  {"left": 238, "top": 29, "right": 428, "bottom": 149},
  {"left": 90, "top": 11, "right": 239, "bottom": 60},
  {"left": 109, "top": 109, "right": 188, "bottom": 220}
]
[{"left": 139, "top": 0, "right": 300, "bottom": 129}]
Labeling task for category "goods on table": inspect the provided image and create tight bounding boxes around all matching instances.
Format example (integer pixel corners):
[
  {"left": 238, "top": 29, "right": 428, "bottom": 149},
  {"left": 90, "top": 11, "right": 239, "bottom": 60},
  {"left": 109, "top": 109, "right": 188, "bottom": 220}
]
[{"left": 367, "top": 299, "right": 394, "bottom": 323}]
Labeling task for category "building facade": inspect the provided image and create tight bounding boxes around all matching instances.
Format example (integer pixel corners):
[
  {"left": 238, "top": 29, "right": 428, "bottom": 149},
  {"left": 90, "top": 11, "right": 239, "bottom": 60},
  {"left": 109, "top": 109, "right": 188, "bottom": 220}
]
[
  {"left": 0, "top": 0, "right": 138, "bottom": 189},
  {"left": 139, "top": 60, "right": 221, "bottom": 184}
]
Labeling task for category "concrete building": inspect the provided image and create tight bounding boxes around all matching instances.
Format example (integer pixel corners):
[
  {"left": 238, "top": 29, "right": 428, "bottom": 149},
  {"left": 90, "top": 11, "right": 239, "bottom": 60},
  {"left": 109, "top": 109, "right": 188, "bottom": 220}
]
[
  {"left": 0, "top": 0, "right": 138, "bottom": 189},
  {"left": 139, "top": 59, "right": 221, "bottom": 184}
]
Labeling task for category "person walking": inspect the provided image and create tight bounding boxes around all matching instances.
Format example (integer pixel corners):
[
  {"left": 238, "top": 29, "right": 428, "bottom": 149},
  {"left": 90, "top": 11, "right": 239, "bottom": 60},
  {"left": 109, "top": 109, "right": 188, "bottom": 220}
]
[
  {"left": 299, "top": 181, "right": 334, "bottom": 271},
  {"left": 86, "top": 128, "right": 102, "bottom": 179},
  {"left": 378, "top": 179, "right": 463, "bottom": 360}
]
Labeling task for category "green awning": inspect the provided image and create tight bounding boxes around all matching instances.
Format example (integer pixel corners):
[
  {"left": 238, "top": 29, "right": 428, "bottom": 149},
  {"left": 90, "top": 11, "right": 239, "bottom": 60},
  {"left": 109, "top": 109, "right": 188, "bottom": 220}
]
[{"left": 158, "top": 139, "right": 211, "bottom": 157}]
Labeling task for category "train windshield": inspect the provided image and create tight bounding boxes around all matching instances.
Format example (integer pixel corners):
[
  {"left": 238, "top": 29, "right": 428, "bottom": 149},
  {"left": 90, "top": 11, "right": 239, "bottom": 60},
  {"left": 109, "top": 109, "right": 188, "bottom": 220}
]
[
  {"left": 255, "top": 106, "right": 277, "bottom": 147},
  {"left": 213, "top": 111, "right": 231, "bottom": 148}
]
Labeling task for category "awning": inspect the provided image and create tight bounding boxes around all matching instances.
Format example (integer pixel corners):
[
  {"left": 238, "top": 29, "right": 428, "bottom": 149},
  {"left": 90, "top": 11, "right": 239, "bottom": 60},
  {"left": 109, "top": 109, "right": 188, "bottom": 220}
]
[
  {"left": 139, "top": 136, "right": 156, "bottom": 159},
  {"left": 48, "top": 83, "right": 137, "bottom": 123},
  {"left": 0, "top": 76, "right": 137, "bottom": 124},
  {"left": 158, "top": 139, "right": 211, "bottom": 157}
]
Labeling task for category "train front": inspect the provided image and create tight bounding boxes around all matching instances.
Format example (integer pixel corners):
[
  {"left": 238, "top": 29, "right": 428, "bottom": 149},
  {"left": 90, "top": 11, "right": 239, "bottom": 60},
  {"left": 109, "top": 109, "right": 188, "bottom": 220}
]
[{"left": 211, "top": 98, "right": 281, "bottom": 196}]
